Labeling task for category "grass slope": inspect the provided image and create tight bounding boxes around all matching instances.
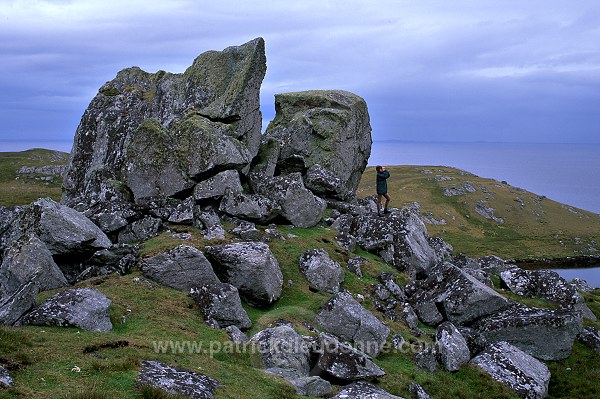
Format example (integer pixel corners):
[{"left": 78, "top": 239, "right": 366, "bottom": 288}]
[
  {"left": 358, "top": 166, "right": 600, "bottom": 260},
  {"left": 0, "top": 149, "right": 68, "bottom": 206},
  {"left": 1, "top": 223, "right": 599, "bottom": 399}
]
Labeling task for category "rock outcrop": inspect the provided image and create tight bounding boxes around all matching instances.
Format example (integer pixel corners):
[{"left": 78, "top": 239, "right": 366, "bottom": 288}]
[
  {"left": 298, "top": 249, "right": 344, "bottom": 293},
  {"left": 331, "top": 381, "right": 404, "bottom": 399},
  {"left": 62, "top": 38, "right": 266, "bottom": 213}
]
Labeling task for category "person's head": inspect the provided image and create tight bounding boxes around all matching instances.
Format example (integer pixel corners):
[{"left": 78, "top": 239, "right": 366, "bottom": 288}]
[{"left": 376, "top": 165, "right": 383, "bottom": 172}]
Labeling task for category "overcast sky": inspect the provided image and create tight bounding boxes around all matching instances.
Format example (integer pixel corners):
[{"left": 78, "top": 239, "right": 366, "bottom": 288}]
[{"left": 1, "top": 0, "right": 599, "bottom": 145}]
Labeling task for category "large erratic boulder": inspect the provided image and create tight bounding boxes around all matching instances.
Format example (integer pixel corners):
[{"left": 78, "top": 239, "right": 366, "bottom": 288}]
[
  {"left": 314, "top": 291, "right": 389, "bottom": 357},
  {"left": 204, "top": 242, "right": 282, "bottom": 306},
  {"left": 19, "top": 288, "right": 112, "bottom": 332},
  {"left": 470, "top": 341, "right": 550, "bottom": 399},
  {"left": 140, "top": 245, "right": 219, "bottom": 292},
  {"left": 260, "top": 90, "right": 372, "bottom": 201},
  {"left": 137, "top": 360, "right": 220, "bottom": 399},
  {"left": 61, "top": 38, "right": 267, "bottom": 212}
]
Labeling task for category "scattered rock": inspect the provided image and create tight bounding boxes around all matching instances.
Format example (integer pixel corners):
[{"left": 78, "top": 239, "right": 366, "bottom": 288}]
[
  {"left": 475, "top": 200, "right": 504, "bottom": 223},
  {"left": 470, "top": 341, "right": 550, "bottom": 399},
  {"left": 298, "top": 249, "right": 344, "bottom": 293},
  {"left": 205, "top": 242, "right": 283, "bottom": 306},
  {"left": 137, "top": 360, "right": 220, "bottom": 399},
  {"left": 288, "top": 376, "right": 332, "bottom": 397},
  {"left": 20, "top": 288, "right": 112, "bottom": 332},
  {"left": 140, "top": 245, "right": 219, "bottom": 292},
  {"left": 435, "top": 321, "right": 471, "bottom": 372},
  {"left": 570, "top": 278, "right": 595, "bottom": 293},
  {"left": 408, "top": 383, "right": 432, "bottom": 399},
  {"left": 331, "top": 381, "right": 404, "bottom": 399},
  {"left": 577, "top": 326, "right": 600, "bottom": 354},
  {"left": 250, "top": 325, "right": 310, "bottom": 376},
  {"left": 195, "top": 208, "right": 225, "bottom": 240},
  {"left": 190, "top": 282, "right": 251, "bottom": 330},
  {"left": 315, "top": 291, "right": 389, "bottom": 357},
  {"left": 0, "top": 281, "right": 40, "bottom": 326},
  {"left": 415, "top": 346, "right": 438, "bottom": 372},
  {"left": 346, "top": 256, "right": 366, "bottom": 277},
  {"left": 0, "top": 364, "right": 14, "bottom": 388},
  {"left": 313, "top": 333, "right": 386, "bottom": 382},
  {"left": 225, "top": 325, "right": 249, "bottom": 344}
]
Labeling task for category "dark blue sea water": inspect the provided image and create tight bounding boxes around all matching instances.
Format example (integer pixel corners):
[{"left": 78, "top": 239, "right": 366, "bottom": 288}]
[{"left": 370, "top": 141, "right": 600, "bottom": 215}]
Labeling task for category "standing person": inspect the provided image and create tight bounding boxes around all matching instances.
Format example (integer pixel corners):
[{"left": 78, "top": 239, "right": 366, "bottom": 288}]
[{"left": 376, "top": 165, "right": 391, "bottom": 216}]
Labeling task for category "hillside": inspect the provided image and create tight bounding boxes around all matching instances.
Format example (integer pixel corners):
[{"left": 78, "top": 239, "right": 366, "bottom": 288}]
[
  {"left": 0, "top": 149, "right": 67, "bottom": 206},
  {"left": 1, "top": 149, "right": 600, "bottom": 399},
  {"left": 1, "top": 223, "right": 599, "bottom": 399},
  {"left": 358, "top": 166, "right": 600, "bottom": 260}
]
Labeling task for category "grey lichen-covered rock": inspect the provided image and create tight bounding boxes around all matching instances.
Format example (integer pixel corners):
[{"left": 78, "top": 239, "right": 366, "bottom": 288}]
[
  {"left": 298, "top": 249, "right": 344, "bottom": 293},
  {"left": 470, "top": 341, "right": 550, "bottom": 399},
  {"left": 219, "top": 189, "right": 281, "bottom": 224},
  {"left": 473, "top": 304, "right": 583, "bottom": 360},
  {"left": 408, "top": 383, "right": 432, "bottom": 399},
  {"left": 407, "top": 262, "right": 510, "bottom": 326},
  {"left": 194, "top": 207, "right": 225, "bottom": 240},
  {"left": 62, "top": 38, "right": 266, "bottom": 210},
  {"left": 254, "top": 173, "right": 326, "bottom": 227},
  {"left": 205, "top": 242, "right": 283, "bottom": 306},
  {"left": 190, "top": 282, "right": 251, "bottom": 330},
  {"left": 167, "top": 198, "right": 195, "bottom": 224},
  {"left": 225, "top": 325, "right": 249, "bottom": 343},
  {"left": 33, "top": 198, "right": 111, "bottom": 255},
  {"left": 20, "top": 288, "right": 112, "bottom": 332},
  {"left": 0, "top": 365, "right": 14, "bottom": 388},
  {"left": 193, "top": 170, "right": 243, "bottom": 200},
  {"left": 342, "top": 207, "right": 452, "bottom": 277},
  {"left": 346, "top": 256, "right": 366, "bottom": 277},
  {"left": 415, "top": 346, "right": 438, "bottom": 372},
  {"left": 0, "top": 281, "right": 39, "bottom": 326},
  {"left": 0, "top": 235, "right": 67, "bottom": 297},
  {"left": 137, "top": 360, "right": 220, "bottom": 399},
  {"left": 303, "top": 164, "right": 348, "bottom": 199},
  {"left": 263, "top": 90, "right": 372, "bottom": 200},
  {"left": 435, "top": 321, "right": 471, "bottom": 372},
  {"left": 140, "top": 245, "right": 219, "bottom": 292},
  {"left": 117, "top": 216, "right": 162, "bottom": 243},
  {"left": 250, "top": 325, "right": 310, "bottom": 376},
  {"left": 314, "top": 333, "right": 386, "bottom": 382},
  {"left": 577, "top": 326, "right": 600, "bottom": 354},
  {"left": 331, "top": 381, "right": 404, "bottom": 399},
  {"left": 288, "top": 376, "right": 332, "bottom": 397},
  {"left": 315, "top": 291, "right": 390, "bottom": 357}
]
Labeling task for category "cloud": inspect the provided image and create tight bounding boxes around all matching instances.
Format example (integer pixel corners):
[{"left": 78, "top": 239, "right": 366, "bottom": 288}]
[{"left": 1, "top": 0, "right": 600, "bottom": 143}]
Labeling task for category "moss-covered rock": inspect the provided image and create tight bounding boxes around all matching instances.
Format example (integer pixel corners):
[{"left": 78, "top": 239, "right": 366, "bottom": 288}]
[
  {"left": 263, "top": 90, "right": 372, "bottom": 200},
  {"left": 62, "top": 38, "right": 266, "bottom": 211}
]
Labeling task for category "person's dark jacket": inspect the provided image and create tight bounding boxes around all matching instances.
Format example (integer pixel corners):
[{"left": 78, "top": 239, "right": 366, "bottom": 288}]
[{"left": 376, "top": 170, "right": 390, "bottom": 194}]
